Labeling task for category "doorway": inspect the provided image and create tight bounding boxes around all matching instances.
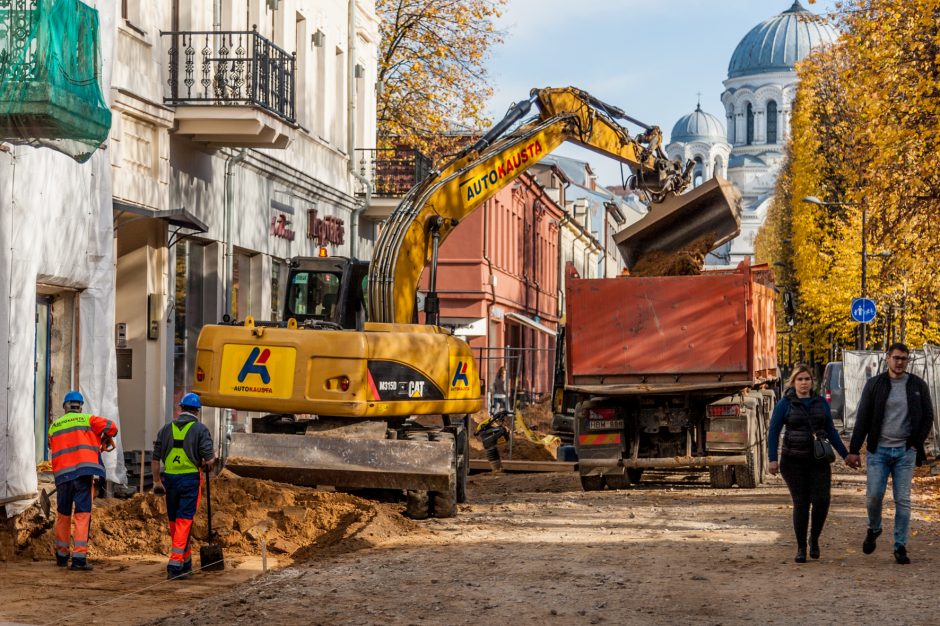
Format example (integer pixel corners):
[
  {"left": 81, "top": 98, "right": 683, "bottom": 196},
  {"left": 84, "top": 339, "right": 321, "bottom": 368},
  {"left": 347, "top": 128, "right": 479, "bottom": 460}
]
[{"left": 34, "top": 297, "right": 51, "bottom": 461}]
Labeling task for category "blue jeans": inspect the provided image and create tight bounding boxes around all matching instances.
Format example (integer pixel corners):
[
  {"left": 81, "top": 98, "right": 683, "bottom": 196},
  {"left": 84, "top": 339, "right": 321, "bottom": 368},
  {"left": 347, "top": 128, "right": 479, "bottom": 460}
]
[{"left": 866, "top": 446, "right": 916, "bottom": 549}]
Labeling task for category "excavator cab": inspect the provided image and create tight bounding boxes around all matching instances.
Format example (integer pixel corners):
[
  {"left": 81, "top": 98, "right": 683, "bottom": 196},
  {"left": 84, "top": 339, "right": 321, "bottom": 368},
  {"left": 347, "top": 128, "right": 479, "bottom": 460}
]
[{"left": 284, "top": 256, "right": 369, "bottom": 329}]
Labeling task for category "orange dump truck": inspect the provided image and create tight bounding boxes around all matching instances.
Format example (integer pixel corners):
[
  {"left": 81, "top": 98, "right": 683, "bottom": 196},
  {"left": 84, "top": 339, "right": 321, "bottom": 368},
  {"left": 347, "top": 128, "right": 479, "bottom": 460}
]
[{"left": 565, "top": 261, "right": 778, "bottom": 490}]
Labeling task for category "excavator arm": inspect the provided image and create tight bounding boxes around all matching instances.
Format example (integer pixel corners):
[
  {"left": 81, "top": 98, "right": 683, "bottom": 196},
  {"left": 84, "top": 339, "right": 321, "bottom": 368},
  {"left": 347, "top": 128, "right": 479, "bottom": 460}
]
[{"left": 368, "top": 87, "right": 724, "bottom": 324}]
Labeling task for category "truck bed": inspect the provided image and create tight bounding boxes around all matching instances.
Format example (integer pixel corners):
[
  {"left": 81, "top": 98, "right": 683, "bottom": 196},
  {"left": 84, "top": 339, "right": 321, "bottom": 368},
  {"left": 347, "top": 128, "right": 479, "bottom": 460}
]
[{"left": 565, "top": 263, "right": 776, "bottom": 389}]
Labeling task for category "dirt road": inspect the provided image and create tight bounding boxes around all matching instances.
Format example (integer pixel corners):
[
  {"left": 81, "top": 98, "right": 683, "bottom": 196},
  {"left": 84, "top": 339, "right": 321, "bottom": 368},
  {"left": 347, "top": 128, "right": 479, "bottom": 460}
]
[
  {"left": 3, "top": 468, "right": 938, "bottom": 626},
  {"left": 145, "top": 468, "right": 938, "bottom": 626}
]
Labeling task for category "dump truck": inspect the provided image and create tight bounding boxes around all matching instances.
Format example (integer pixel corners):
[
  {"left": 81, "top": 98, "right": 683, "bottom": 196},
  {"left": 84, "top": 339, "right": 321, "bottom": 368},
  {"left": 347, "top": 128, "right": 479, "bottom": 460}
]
[
  {"left": 192, "top": 87, "right": 741, "bottom": 516},
  {"left": 565, "top": 255, "right": 779, "bottom": 490}
]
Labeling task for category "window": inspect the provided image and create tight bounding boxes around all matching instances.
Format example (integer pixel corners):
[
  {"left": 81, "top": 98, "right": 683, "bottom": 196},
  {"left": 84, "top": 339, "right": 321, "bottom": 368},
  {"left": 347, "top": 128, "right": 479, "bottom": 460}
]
[
  {"left": 694, "top": 156, "right": 704, "bottom": 187},
  {"left": 333, "top": 46, "right": 346, "bottom": 149},
  {"left": 286, "top": 271, "right": 342, "bottom": 319},
  {"left": 766, "top": 100, "right": 778, "bottom": 144},
  {"left": 121, "top": 0, "right": 146, "bottom": 35},
  {"left": 746, "top": 103, "right": 754, "bottom": 145},
  {"left": 727, "top": 104, "right": 735, "bottom": 144}
]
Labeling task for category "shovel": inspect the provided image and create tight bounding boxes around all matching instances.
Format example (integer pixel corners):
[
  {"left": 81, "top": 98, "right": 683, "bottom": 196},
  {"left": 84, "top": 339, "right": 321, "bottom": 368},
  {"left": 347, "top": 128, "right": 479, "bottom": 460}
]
[
  {"left": 199, "top": 467, "right": 224, "bottom": 571},
  {"left": 40, "top": 486, "right": 56, "bottom": 518}
]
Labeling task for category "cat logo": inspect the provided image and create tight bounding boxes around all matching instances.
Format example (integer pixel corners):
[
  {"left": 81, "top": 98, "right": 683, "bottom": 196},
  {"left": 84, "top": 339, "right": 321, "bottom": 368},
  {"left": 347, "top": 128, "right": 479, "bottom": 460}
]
[{"left": 408, "top": 381, "right": 425, "bottom": 398}]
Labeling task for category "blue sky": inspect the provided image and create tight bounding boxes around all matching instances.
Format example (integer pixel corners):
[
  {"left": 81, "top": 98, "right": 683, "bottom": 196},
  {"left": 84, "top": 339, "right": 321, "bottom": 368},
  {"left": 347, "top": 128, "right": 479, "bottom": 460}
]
[{"left": 484, "top": 0, "right": 840, "bottom": 187}]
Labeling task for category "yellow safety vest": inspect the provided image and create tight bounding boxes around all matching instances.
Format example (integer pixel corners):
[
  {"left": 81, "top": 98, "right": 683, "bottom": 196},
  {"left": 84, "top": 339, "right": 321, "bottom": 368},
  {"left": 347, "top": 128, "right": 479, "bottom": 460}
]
[{"left": 164, "top": 421, "right": 198, "bottom": 475}]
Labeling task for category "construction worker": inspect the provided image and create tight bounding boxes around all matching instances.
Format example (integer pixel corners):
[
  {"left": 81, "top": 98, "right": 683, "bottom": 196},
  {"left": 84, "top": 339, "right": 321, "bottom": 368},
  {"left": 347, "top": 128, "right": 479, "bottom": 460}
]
[
  {"left": 151, "top": 392, "right": 215, "bottom": 580},
  {"left": 47, "top": 390, "right": 118, "bottom": 570}
]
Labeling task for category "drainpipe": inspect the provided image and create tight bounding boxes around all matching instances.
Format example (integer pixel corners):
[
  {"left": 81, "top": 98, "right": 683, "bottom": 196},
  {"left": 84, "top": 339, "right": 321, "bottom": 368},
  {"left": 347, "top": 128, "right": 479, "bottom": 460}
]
[
  {"left": 347, "top": 0, "right": 371, "bottom": 260},
  {"left": 223, "top": 148, "right": 248, "bottom": 318},
  {"left": 213, "top": 0, "right": 221, "bottom": 30},
  {"left": 482, "top": 199, "right": 498, "bottom": 386}
]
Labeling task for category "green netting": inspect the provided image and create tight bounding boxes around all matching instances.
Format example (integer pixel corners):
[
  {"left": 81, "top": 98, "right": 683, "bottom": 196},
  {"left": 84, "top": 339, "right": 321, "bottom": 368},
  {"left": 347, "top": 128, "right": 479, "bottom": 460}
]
[{"left": 0, "top": 0, "right": 111, "bottom": 163}]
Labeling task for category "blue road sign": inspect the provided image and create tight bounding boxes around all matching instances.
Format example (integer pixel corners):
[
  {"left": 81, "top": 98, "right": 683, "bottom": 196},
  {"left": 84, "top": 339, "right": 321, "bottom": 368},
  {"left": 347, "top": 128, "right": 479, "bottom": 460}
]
[{"left": 851, "top": 298, "right": 877, "bottom": 324}]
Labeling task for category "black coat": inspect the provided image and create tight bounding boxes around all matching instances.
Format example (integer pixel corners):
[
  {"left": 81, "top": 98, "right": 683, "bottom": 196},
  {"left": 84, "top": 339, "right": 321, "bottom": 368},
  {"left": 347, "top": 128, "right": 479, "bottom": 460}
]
[{"left": 849, "top": 371, "right": 934, "bottom": 464}]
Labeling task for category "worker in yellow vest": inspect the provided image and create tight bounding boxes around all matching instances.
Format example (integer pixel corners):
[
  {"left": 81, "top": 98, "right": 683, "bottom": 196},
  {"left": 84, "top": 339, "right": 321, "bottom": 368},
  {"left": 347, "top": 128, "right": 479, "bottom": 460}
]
[{"left": 151, "top": 393, "right": 215, "bottom": 580}]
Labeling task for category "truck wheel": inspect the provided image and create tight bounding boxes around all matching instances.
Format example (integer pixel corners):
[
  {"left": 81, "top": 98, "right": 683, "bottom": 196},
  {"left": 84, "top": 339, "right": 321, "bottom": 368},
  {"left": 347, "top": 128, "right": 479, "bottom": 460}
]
[
  {"left": 605, "top": 474, "right": 630, "bottom": 490},
  {"left": 405, "top": 490, "right": 430, "bottom": 519},
  {"left": 735, "top": 449, "right": 761, "bottom": 489},
  {"left": 709, "top": 466, "right": 735, "bottom": 488},
  {"left": 627, "top": 468, "right": 644, "bottom": 484},
  {"left": 455, "top": 420, "right": 470, "bottom": 504},
  {"left": 580, "top": 475, "right": 606, "bottom": 491},
  {"left": 430, "top": 431, "right": 459, "bottom": 518}
]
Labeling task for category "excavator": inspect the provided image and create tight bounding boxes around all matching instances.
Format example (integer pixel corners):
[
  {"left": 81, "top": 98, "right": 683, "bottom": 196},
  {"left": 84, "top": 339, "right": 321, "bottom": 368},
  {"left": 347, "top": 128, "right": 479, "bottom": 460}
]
[{"left": 191, "top": 87, "right": 741, "bottom": 518}]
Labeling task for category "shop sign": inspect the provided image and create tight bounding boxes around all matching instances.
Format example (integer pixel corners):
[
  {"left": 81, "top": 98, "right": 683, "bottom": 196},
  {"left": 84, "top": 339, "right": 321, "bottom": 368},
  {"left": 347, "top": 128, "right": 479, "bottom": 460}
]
[
  {"left": 306, "top": 209, "right": 345, "bottom": 245},
  {"left": 271, "top": 214, "right": 295, "bottom": 240}
]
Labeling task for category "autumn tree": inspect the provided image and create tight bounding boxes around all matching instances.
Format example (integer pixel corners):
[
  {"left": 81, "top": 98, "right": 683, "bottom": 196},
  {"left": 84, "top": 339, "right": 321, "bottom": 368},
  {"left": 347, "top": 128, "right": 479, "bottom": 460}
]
[
  {"left": 376, "top": 0, "right": 507, "bottom": 155},
  {"left": 757, "top": 0, "right": 940, "bottom": 357}
]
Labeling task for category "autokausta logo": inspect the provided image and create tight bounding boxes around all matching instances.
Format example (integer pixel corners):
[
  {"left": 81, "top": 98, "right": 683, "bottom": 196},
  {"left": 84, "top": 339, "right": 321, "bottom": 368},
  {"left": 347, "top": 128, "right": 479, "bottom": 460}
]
[
  {"left": 451, "top": 361, "right": 470, "bottom": 387},
  {"left": 238, "top": 347, "right": 271, "bottom": 384}
]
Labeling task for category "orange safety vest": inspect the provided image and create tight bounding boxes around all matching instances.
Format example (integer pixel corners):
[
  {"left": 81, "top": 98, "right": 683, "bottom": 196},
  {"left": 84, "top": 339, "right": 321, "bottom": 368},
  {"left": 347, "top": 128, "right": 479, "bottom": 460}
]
[{"left": 48, "top": 412, "right": 118, "bottom": 483}]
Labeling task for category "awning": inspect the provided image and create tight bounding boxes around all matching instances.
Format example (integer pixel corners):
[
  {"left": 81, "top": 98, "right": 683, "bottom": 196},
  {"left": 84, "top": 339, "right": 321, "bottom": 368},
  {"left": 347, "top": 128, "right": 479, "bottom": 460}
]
[
  {"left": 504, "top": 312, "right": 556, "bottom": 336},
  {"left": 113, "top": 200, "right": 208, "bottom": 232}
]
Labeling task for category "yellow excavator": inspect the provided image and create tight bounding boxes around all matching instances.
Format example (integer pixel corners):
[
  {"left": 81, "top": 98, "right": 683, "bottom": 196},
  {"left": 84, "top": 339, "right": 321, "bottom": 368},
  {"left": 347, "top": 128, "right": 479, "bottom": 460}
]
[{"left": 192, "top": 87, "right": 740, "bottom": 518}]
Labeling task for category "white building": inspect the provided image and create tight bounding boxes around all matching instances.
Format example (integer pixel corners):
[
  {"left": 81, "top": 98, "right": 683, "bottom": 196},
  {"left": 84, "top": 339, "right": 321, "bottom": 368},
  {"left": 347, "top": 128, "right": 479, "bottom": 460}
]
[
  {"left": 0, "top": 0, "right": 379, "bottom": 515},
  {"left": 668, "top": 1, "right": 837, "bottom": 265}
]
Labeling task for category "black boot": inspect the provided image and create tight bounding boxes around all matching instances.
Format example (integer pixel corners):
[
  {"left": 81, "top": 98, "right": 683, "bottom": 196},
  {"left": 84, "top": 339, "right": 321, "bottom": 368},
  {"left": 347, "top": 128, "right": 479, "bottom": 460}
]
[
  {"left": 795, "top": 546, "right": 807, "bottom": 563},
  {"left": 809, "top": 537, "right": 820, "bottom": 559}
]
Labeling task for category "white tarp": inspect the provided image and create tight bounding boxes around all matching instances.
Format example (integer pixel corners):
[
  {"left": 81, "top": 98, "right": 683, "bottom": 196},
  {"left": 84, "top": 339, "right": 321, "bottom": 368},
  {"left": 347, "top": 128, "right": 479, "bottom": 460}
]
[
  {"left": 922, "top": 344, "right": 940, "bottom": 455},
  {"left": 0, "top": 0, "right": 123, "bottom": 517},
  {"left": 842, "top": 348, "right": 930, "bottom": 436}
]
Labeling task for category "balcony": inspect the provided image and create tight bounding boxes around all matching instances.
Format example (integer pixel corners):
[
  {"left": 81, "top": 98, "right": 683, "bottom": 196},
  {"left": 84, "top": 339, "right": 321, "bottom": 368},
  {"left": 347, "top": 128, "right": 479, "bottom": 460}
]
[
  {"left": 0, "top": 0, "right": 112, "bottom": 162},
  {"left": 163, "top": 28, "right": 296, "bottom": 148},
  {"left": 355, "top": 148, "right": 432, "bottom": 218}
]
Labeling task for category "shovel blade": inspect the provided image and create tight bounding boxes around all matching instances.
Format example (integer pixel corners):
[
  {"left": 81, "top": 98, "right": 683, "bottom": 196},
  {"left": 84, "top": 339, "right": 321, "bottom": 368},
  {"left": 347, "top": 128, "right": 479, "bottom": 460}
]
[
  {"left": 199, "top": 544, "right": 225, "bottom": 571},
  {"left": 40, "top": 489, "right": 52, "bottom": 518},
  {"left": 615, "top": 177, "right": 742, "bottom": 270}
]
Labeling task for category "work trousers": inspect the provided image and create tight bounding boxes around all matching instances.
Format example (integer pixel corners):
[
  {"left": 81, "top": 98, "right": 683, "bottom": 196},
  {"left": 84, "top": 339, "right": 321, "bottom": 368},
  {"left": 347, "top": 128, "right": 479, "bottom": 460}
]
[
  {"left": 162, "top": 472, "right": 202, "bottom": 574},
  {"left": 780, "top": 454, "right": 832, "bottom": 549},
  {"left": 54, "top": 475, "right": 95, "bottom": 565}
]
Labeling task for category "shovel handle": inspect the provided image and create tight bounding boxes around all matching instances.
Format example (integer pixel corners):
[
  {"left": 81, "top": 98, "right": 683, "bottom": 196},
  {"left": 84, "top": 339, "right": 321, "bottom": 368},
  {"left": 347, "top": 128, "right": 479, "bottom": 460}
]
[{"left": 204, "top": 467, "right": 212, "bottom": 540}]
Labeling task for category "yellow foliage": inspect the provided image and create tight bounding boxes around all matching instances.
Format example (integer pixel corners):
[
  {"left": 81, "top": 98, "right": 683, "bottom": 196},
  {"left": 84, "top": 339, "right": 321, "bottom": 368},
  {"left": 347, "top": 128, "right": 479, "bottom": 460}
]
[
  {"left": 757, "top": 0, "right": 940, "bottom": 358},
  {"left": 376, "top": 0, "right": 507, "bottom": 155}
]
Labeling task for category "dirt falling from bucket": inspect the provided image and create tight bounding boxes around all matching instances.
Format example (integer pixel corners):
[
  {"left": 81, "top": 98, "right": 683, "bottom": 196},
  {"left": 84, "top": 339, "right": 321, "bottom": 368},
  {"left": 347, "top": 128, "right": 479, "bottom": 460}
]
[{"left": 628, "top": 233, "right": 716, "bottom": 277}]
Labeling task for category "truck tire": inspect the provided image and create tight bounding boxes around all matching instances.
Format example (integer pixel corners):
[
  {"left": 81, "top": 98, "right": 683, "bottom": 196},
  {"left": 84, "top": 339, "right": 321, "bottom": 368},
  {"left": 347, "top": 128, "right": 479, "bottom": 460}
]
[
  {"left": 405, "top": 490, "right": 430, "bottom": 519},
  {"left": 605, "top": 474, "right": 630, "bottom": 490},
  {"left": 455, "top": 421, "right": 470, "bottom": 504},
  {"left": 428, "top": 431, "right": 459, "bottom": 517},
  {"left": 735, "top": 408, "right": 763, "bottom": 489},
  {"left": 709, "top": 465, "right": 735, "bottom": 488},
  {"left": 580, "top": 475, "right": 606, "bottom": 491},
  {"left": 627, "top": 468, "right": 644, "bottom": 484}
]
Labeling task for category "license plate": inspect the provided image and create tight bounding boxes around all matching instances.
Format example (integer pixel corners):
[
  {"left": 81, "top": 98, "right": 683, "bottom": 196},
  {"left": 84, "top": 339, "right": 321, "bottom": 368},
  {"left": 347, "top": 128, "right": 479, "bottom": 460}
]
[{"left": 588, "top": 419, "right": 623, "bottom": 431}]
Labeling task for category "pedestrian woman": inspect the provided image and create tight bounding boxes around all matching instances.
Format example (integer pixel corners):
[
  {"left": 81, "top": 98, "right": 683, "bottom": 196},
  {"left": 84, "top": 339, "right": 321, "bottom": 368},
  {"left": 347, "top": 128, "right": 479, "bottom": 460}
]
[{"left": 768, "top": 364, "right": 849, "bottom": 562}]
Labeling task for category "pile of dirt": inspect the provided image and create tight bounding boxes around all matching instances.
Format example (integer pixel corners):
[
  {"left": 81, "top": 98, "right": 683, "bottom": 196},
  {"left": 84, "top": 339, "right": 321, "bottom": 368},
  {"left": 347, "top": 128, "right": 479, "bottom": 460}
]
[
  {"left": 629, "top": 233, "right": 715, "bottom": 277},
  {"left": 10, "top": 471, "right": 423, "bottom": 563}
]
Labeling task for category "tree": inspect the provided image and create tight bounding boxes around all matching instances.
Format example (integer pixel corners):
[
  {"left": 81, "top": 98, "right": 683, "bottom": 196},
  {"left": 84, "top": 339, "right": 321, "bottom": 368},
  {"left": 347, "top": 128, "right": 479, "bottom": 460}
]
[
  {"left": 376, "top": 0, "right": 506, "bottom": 155},
  {"left": 757, "top": 0, "right": 940, "bottom": 355}
]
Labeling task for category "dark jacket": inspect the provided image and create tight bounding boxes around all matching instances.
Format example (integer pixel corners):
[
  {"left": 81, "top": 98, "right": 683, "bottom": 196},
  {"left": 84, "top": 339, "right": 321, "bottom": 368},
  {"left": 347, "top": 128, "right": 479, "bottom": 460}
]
[
  {"left": 768, "top": 388, "right": 848, "bottom": 462},
  {"left": 850, "top": 371, "right": 933, "bottom": 463},
  {"left": 152, "top": 413, "right": 214, "bottom": 469}
]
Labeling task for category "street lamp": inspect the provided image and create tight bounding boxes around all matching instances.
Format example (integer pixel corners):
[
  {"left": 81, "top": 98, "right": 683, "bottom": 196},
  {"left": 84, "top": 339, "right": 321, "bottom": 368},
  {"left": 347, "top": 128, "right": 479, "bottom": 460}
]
[{"left": 801, "top": 195, "right": 879, "bottom": 349}]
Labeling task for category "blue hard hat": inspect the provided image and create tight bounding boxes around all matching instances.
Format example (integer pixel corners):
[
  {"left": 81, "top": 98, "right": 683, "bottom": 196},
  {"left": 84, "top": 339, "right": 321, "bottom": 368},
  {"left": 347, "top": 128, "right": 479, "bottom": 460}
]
[
  {"left": 179, "top": 392, "right": 201, "bottom": 410},
  {"left": 63, "top": 390, "right": 84, "bottom": 405}
]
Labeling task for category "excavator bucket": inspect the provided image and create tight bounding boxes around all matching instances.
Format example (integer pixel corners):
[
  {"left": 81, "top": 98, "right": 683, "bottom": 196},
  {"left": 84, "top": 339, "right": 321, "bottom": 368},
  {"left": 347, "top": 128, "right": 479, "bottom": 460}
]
[
  {"left": 225, "top": 432, "right": 456, "bottom": 492},
  {"left": 614, "top": 177, "right": 742, "bottom": 270}
]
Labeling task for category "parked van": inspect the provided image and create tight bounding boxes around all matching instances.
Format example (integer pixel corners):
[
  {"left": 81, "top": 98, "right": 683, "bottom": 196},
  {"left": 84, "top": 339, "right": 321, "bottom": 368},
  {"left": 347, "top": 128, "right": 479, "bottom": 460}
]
[{"left": 821, "top": 361, "right": 844, "bottom": 422}]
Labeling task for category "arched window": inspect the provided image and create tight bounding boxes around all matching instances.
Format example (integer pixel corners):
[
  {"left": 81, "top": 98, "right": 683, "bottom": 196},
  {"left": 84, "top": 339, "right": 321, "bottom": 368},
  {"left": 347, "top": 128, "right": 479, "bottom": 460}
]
[
  {"left": 727, "top": 104, "right": 735, "bottom": 144},
  {"left": 766, "top": 100, "right": 778, "bottom": 144},
  {"left": 746, "top": 103, "right": 754, "bottom": 145},
  {"left": 694, "top": 156, "right": 704, "bottom": 187}
]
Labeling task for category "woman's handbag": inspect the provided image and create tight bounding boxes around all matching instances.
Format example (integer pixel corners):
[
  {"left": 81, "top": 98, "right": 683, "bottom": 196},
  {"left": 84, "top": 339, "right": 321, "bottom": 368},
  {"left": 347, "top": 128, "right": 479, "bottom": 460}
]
[{"left": 812, "top": 430, "right": 836, "bottom": 463}]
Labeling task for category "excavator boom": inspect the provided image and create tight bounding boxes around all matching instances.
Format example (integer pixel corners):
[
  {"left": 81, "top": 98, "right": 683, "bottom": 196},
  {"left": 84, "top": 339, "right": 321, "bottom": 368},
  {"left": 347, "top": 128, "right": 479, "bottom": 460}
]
[{"left": 368, "top": 87, "right": 741, "bottom": 323}]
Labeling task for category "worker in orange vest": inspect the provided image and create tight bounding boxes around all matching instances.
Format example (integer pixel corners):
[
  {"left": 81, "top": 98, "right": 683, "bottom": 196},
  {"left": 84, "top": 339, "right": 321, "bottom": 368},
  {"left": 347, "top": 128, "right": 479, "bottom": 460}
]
[
  {"left": 151, "top": 393, "right": 215, "bottom": 580},
  {"left": 47, "top": 390, "right": 118, "bottom": 570}
]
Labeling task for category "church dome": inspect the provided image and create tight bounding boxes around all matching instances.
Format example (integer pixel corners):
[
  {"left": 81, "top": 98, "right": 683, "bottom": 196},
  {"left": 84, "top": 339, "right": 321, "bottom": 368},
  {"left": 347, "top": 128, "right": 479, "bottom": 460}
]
[
  {"left": 727, "top": 1, "right": 838, "bottom": 79},
  {"left": 670, "top": 104, "right": 726, "bottom": 144}
]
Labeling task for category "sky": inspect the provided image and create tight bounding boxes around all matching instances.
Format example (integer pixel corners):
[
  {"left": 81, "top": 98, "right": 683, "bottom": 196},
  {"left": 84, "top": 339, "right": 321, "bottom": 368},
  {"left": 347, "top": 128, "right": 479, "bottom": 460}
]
[{"left": 484, "top": 0, "right": 840, "bottom": 187}]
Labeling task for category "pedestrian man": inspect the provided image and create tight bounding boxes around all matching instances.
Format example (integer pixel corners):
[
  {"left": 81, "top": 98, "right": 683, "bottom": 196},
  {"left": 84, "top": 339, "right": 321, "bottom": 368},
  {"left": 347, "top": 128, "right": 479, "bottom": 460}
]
[
  {"left": 846, "top": 343, "right": 934, "bottom": 564},
  {"left": 48, "top": 390, "right": 118, "bottom": 570},
  {"left": 151, "top": 393, "right": 215, "bottom": 580}
]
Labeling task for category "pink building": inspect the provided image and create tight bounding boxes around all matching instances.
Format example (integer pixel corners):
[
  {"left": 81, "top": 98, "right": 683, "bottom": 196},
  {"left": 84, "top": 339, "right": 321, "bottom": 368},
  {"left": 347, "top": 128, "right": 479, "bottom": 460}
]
[{"left": 419, "top": 172, "right": 564, "bottom": 406}]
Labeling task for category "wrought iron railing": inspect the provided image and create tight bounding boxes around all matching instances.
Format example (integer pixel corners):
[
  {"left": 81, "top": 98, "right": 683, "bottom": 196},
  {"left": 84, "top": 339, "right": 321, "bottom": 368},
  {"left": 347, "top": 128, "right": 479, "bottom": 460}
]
[
  {"left": 356, "top": 148, "right": 433, "bottom": 197},
  {"left": 163, "top": 28, "right": 296, "bottom": 124}
]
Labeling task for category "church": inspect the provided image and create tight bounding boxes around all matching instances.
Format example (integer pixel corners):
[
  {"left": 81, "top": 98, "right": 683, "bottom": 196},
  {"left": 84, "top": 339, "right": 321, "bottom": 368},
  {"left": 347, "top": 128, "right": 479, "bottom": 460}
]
[{"left": 665, "top": 1, "right": 838, "bottom": 265}]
